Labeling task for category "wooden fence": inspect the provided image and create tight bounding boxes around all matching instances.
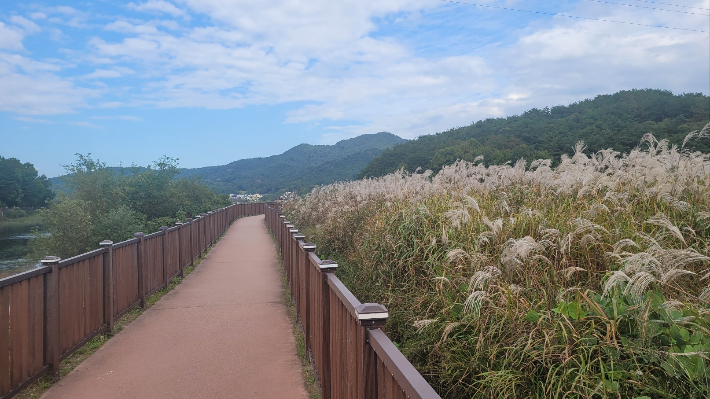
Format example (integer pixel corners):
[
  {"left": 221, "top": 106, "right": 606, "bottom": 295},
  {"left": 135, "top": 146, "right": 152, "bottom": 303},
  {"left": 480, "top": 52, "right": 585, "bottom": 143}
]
[
  {"left": 0, "top": 202, "right": 264, "bottom": 399},
  {"left": 266, "top": 206, "right": 441, "bottom": 399}
]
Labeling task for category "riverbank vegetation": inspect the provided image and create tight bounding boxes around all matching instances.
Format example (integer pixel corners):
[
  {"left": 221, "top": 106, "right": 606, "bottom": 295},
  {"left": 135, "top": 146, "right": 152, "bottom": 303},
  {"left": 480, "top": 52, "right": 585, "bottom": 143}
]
[
  {"left": 286, "top": 125, "right": 710, "bottom": 398},
  {"left": 29, "top": 154, "right": 230, "bottom": 260}
]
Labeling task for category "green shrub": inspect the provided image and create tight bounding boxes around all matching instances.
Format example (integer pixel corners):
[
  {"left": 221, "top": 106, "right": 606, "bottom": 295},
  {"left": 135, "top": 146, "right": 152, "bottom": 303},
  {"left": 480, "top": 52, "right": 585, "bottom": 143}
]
[{"left": 4, "top": 208, "right": 27, "bottom": 218}]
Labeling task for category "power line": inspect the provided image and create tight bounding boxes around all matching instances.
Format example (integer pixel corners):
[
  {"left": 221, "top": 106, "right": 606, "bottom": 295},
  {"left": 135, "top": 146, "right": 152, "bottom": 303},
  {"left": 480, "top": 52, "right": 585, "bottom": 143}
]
[
  {"left": 584, "top": 0, "right": 710, "bottom": 16},
  {"left": 626, "top": 0, "right": 710, "bottom": 11},
  {"left": 438, "top": 0, "right": 707, "bottom": 32}
]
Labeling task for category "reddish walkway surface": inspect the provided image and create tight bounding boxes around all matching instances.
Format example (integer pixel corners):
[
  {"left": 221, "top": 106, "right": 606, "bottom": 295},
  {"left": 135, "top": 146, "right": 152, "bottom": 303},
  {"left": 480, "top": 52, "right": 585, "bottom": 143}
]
[{"left": 41, "top": 215, "right": 308, "bottom": 399}]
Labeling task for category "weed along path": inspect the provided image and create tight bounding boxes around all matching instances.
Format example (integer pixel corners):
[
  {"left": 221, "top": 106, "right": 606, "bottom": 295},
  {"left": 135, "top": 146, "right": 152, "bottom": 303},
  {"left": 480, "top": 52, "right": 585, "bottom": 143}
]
[{"left": 41, "top": 215, "right": 308, "bottom": 399}]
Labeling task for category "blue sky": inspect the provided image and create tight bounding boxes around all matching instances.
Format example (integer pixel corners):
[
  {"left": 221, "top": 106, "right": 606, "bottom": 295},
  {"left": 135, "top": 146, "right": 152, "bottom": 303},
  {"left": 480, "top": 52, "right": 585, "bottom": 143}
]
[{"left": 1, "top": 0, "right": 708, "bottom": 177}]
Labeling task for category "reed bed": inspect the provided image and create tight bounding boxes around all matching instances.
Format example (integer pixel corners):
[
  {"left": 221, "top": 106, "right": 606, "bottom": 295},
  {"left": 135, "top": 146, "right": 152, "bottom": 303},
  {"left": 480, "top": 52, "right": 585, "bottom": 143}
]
[{"left": 285, "top": 126, "right": 710, "bottom": 398}]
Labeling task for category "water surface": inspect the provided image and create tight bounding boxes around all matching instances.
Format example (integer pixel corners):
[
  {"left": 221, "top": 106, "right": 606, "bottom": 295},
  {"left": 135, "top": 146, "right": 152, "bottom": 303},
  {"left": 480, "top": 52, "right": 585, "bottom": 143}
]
[{"left": 0, "top": 224, "right": 40, "bottom": 279}]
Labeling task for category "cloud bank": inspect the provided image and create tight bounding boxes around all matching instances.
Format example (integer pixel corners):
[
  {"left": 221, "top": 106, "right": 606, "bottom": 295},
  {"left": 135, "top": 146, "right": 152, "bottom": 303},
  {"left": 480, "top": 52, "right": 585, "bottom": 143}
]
[{"left": 1, "top": 0, "right": 707, "bottom": 140}]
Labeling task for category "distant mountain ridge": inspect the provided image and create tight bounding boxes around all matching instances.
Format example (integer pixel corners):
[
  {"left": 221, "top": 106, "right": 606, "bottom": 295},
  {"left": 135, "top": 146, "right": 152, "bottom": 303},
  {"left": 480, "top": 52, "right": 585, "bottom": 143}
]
[
  {"left": 359, "top": 89, "right": 710, "bottom": 178},
  {"left": 177, "top": 132, "right": 406, "bottom": 195},
  {"left": 49, "top": 133, "right": 406, "bottom": 197}
]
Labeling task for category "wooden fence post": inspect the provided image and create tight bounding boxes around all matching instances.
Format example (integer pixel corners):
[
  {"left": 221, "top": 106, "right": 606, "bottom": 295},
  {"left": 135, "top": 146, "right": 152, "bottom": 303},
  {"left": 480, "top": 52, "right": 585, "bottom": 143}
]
[
  {"left": 356, "top": 303, "right": 389, "bottom": 399},
  {"left": 175, "top": 222, "right": 184, "bottom": 277},
  {"left": 134, "top": 232, "right": 146, "bottom": 308},
  {"left": 201, "top": 213, "right": 208, "bottom": 250},
  {"left": 41, "top": 256, "right": 61, "bottom": 381},
  {"left": 100, "top": 240, "right": 114, "bottom": 333},
  {"left": 318, "top": 259, "right": 338, "bottom": 399},
  {"left": 160, "top": 226, "right": 169, "bottom": 287},
  {"left": 186, "top": 218, "right": 194, "bottom": 266}
]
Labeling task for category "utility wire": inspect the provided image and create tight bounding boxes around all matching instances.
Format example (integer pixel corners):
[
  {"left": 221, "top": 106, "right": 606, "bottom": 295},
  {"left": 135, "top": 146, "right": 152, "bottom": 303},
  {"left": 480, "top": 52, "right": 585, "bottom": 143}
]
[
  {"left": 438, "top": 0, "right": 707, "bottom": 32},
  {"left": 626, "top": 0, "right": 710, "bottom": 11},
  {"left": 584, "top": 0, "right": 710, "bottom": 15}
]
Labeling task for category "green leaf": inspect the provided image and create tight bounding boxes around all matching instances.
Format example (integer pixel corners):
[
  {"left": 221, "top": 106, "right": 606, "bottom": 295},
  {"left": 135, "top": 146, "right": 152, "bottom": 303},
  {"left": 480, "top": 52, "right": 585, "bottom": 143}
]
[
  {"left": 567, "top": 302, "right": 587, "bottom": 320},
  {"left": 525, "top": 309, "right": 540, "bottom": 323}
]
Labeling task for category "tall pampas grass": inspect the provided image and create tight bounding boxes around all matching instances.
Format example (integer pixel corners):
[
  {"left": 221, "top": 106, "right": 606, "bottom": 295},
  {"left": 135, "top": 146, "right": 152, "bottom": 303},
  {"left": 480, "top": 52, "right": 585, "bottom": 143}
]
[{"left": 285, "top": 132, "right": 710, "bottom": 398}]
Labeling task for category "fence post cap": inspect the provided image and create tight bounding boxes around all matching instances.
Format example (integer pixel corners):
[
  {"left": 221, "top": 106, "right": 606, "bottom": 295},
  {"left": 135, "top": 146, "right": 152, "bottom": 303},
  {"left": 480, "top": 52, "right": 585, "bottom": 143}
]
[
  {"left": 175, "top": 222, "right": 183, "bottom": 226},
  {"left": 186, "top": 218, "right": 194, "bottom": 222},
  {"left": 302, "top": 242, "right": 316, "bottom": 251},
  {"left": 294, "top": 233, "right": 306, "bottom": 240},
  {"left": 318, "top": 259, "right": 338, "bottom": 272},
  {"left": 160, "top": 225, "right": 169, "bottom": 231},
  {"left": 100, "top": 240, "right": 113, "bottom": 247},
  {"left": 289, "top": 229, "right": 299, "bottom": 234},
  {"left": 134, "top": 232, "right": 145, "bottom": 238},
  {"left": 40, "top": 256, "right": 61, "bottom": 264},
  {"left": 283, "top": 219, "right": 290, "bottom": 224},
  {"left": 356, "top": 303, "right": 389, "bottom": 327}
]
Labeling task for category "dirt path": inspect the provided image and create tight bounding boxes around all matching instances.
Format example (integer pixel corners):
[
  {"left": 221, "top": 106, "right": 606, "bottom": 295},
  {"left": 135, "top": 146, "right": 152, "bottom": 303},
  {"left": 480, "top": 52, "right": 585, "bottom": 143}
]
[{"left": 41, "top": 215, "right": 308, "bottom": 399}]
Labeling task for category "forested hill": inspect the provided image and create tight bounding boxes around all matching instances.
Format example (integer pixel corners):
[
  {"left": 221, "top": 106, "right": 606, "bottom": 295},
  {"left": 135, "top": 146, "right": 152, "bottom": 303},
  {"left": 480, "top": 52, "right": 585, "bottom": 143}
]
[
  {"left": 359, "top": 89, "right": 710, "bottom": 178},
  {"left": 178, "top": 132, "right": 406, "bottom": 196}
]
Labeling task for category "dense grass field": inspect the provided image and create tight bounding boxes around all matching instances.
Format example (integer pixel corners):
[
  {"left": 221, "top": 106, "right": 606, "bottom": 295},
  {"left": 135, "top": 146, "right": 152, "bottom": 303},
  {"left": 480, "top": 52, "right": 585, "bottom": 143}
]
[{"left": 285, "top": 127, "right": 710, "bottom": 398}]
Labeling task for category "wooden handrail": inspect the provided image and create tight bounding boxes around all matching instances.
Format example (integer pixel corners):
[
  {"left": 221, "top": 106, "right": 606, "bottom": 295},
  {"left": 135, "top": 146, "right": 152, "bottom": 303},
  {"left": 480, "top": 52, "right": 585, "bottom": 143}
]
[{"left": 265, "top": 205, "right": 441, "bottom": 399}]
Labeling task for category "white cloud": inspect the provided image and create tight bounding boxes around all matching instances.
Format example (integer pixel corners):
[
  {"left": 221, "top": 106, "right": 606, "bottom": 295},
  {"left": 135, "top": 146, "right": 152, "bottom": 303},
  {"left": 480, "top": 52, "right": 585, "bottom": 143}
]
[
  {"left": 69, "top": 121, "right": 105, "bottom": 128},
  {"left": 30, "top": 12, "right": 47, "bottom": 20},
  {"left": 14, "top": 116, "right": 54, "bottom": 124},
  {"left": 128, "top": 1, "right": 190, "bottom": 19},
  {"left": 105, "top": 20, "right": 161, "bottom": 34},
  {"left": 0, "top": 52, "right": 97, "bottom": 114},
  {"left": 82, "top": 67, "right": 135, "bottom": 79},
  {"left": 0, "top": 0, "right": 706, "bottom": 142},
  {"left": 91, "top": 115, "right": 144, "bottom": 121},
  {"left": 0, "top": 22, "right": 25, "bottom": 50},
  {"left": 10, "top": 16, "right": 41, "bottom": 34}
]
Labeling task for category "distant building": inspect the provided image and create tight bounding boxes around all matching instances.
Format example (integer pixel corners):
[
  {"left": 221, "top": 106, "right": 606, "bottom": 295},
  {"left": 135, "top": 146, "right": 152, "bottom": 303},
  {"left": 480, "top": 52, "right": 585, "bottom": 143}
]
[{"left": 229, "top": 193, "right": 263, "bottom": 203}]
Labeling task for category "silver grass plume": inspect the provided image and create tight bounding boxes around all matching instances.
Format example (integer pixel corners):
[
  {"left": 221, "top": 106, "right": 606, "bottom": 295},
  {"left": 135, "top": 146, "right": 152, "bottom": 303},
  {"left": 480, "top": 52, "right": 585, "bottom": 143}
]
[
  {"left": 646, "top": 213, "right": 686, "bottom": 245},
  {"left": 441, "top": 322, "right": 462, "bottom": 342},
  {"left": 682, "top": 122, "right": 710, "bottom": 149},
  {"left": 469, "top": 265, "right": 502, "bottom": 291},
  {"left": 562, "top": 266, "right": 587, "bottom": 280},
  {"left": 463, "top": 195, "right": 480, "bottom": 213},
  {"left": 699, "top": 287, "right": 710, "bottom": 304},
  {"left": 587, "top": 203, "right": 610, "bottom": 219},
  {"left": 660, "top": 269, "right": 695, "bottom": 284},
  {"left": 624, "top": 271, "right": 657, "bottom": 303},
  {"left": 446, "top": 248, "right": 470, "bottom": 265},
  {"left": 413, "top": 319, "right": 438, "bottom": 333},
  {"left": 658, "top": 193, "right": 691, "bottom": 212},
  {"left": 463, "top": 291, "right": 488, "bottom": 317},
  {"left": 501, "top": 236, "right": 542, "bottom": 276},
  {"left": 444, "top": 206, "right": 471, "bottom": 229},
  {"left": 603, "top": 270, "right": 630, "bottom": 296}
]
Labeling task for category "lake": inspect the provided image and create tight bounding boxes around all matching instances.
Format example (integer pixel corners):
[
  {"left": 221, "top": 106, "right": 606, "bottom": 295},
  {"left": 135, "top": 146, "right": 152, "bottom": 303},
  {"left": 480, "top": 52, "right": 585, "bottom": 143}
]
[{"left": 0, "top": 223, "right": 40, "bottom": 279}]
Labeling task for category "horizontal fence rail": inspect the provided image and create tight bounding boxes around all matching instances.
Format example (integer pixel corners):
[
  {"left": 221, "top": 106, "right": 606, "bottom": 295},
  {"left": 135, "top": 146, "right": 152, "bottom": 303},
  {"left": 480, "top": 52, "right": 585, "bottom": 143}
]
[
  {"left": 266, "top": 206, "right": 441, "bottom": 399},
  {"left": 0, "top": 203, "right": 265, "bottom": 399}
]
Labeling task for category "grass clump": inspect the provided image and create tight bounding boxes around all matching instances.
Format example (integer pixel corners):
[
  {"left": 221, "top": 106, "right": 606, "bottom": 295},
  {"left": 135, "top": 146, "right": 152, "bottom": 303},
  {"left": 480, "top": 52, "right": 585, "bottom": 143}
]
[{"left": 285, "top": 128, "right": 710, "bottom": 398}]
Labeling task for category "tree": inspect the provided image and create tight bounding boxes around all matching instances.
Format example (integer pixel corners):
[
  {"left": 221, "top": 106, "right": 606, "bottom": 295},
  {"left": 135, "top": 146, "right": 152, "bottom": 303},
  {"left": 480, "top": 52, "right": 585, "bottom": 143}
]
[
  {"left": 30, "top": 154, "right": 231, "bottom": 260},
  {"left": 0, "top": 156, "right": 54, "bottom": 207},
  {"left": 61, "top": 154, "right": 122, "bottom": 217}
]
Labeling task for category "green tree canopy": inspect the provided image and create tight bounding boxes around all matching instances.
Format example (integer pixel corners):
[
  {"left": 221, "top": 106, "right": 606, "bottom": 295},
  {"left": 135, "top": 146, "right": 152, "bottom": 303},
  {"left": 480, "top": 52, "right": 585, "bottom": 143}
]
[
  {"left": 30, "top": 154, "right": 230, "bottom": 259},
  {"left": 359, "top": 89, "right": 710, "bottom": 178},
  {"left": 0, "top": 156, "right": 54, "bottom": 207}
]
